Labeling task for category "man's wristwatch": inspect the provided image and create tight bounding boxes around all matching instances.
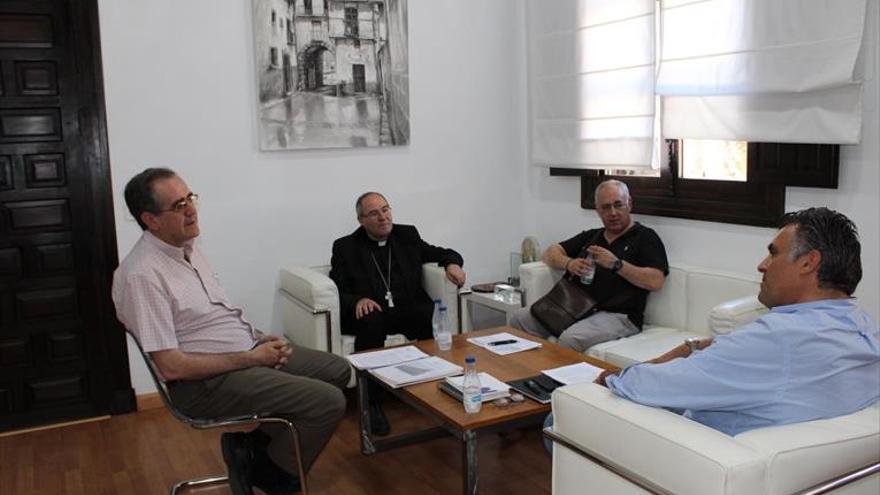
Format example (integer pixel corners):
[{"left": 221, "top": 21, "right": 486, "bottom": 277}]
[
  {"left": 610, "top": 258, "right": 623, "bottom": 273},
  {"left": 685, "top": 337, "right": 701, "bottom": 353}
]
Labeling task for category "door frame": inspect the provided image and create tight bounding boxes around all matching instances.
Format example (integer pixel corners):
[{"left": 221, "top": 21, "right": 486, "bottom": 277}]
[{"left": 72, "top": 0, "right": 135, "bottom": 417}]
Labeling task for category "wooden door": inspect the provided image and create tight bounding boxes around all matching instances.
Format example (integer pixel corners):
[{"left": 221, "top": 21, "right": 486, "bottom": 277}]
[{"left": 0, "top": 0, "right": 133, "bottom": 432}]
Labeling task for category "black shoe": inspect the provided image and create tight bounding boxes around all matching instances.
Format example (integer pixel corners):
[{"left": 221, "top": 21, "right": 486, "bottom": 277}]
[
  {"left": 253, "top": 461, "right": 302, "bottom": 494},
  {"left": 221, "top": 432, "right": 255, "bottom": 495},
  {"left": 247, "top": 430, "right": 302, "bottom": 494},
  {"left": 369, "top": 402, "right": 391, "bottom": 436}
]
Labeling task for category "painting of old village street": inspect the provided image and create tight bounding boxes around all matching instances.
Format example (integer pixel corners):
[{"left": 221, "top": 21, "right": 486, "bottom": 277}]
[{"left": 253, "top": 0, "right": 409, "bottom": 150}]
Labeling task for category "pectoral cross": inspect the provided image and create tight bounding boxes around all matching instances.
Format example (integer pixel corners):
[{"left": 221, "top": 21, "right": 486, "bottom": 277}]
[{"left": 385, "top": 291, "right": 395, "bottom": 308}]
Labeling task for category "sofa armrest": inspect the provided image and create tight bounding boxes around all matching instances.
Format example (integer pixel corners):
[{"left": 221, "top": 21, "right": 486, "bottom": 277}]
[
  {"left": 551, "top": 383, "right": 765, "bottom": 495},
  {"left": 422, "top": 262, "right": 460, "bottom": 333},
  {"left": 519, "top": 261, "right": 563, "bottom": 306},
  {"left": 709, "top": 295, "right": 767, "bottom": 335},
  {"left": 278, "top": 266, "right": 342, "bottom": 354}
]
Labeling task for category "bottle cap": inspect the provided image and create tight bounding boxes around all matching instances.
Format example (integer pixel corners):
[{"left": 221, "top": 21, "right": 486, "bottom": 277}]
[
  {"left": 433, "top": 298, "right": 442, "bottom": 304},
  {"left": 465, "top": 355, "right": 475, "bottom": 363}
]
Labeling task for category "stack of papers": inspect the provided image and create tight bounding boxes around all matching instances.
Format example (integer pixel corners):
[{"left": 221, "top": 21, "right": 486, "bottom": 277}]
[
  {"left": 467, "top": 332, "right": 542, "bottom": 355},
  {"left": 443, "top": 372, "right": 511, "bottom": 402},
  {"left": 346, "top": 345, "right": 428, "bottom": 370},
  {"left": 369, "top": 356, "right": 462, "bottom": 389},
  {"left": 541, "top": 362, "right": 604, "bottom": 385}
]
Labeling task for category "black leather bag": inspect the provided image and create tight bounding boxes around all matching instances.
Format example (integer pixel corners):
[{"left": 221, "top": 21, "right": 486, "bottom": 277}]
[{"left": 529, "top": 277, "right": 599, "bottom": 337}]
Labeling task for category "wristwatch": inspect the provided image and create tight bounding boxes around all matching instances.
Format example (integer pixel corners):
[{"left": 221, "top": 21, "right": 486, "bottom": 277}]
[
  {"left": 610, "top": 258, "right": 623, "bottom": 273},
  {"left": 685, "top": 337, "right": 701, "bottom": 353}
]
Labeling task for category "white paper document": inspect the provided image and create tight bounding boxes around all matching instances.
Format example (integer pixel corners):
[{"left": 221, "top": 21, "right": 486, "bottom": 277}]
[
  {"left": 369, "top": 356, "right": 463, "bottom": 388},
  {"left": 346, "top": 345, "right": 429, "bottom": 370},
  {"left": 444, "top": 372, "right": 511, "bottom": 402},
  {"left": 541, "top": 362, "right": 604, "bottom": 385},
  {"left": 467, "top": 332, "right": 542, "bottom": 355}
]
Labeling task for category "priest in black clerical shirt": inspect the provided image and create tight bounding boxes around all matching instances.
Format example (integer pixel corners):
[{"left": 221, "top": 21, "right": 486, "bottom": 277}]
[
  {"left": 330, "top": 191, "right": 465, "bottom": 351},
  {"left": 329, "top": 191, "right": 465, "bottom": 435}
]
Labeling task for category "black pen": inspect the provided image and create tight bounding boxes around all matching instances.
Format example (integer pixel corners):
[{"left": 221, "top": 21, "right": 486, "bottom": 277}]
[{"left": 488, "top": 339, "right": 517, "bottom": 346}]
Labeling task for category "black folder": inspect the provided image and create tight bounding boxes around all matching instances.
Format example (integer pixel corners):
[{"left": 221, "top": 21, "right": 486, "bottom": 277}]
[{"left": 506, "top": 374, "right": 563, "bottom": 404}]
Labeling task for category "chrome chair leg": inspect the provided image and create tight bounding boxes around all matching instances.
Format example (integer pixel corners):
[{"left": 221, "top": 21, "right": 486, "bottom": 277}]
[{"left": 170, "top": 475, "right": 229, "bottom": 495}]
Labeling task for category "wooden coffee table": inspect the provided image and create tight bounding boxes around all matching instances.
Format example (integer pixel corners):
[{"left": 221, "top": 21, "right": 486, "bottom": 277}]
[{"left": 356, "top": 327, "right": 615, "bottom": 495}]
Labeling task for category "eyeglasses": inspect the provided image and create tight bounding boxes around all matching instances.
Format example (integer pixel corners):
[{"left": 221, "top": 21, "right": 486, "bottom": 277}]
[
  {"left": 598, "top": 201, "right": 628, "bottom": 213},
  {"left": 361, "top": 205, "right": 391, "bottom": 220},
  {"left": 161, "top": 193, "right": 199, "bottom": 213}
]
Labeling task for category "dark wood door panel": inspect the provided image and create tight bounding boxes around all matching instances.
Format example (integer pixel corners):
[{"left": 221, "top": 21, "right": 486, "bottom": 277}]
[
  {"left": 0, "top": 13, "right": 54, "bottom": 48},
  {"left": 0, "top": 336, "right": 30, "bottom": 367},
  {"left": 0, "top": 107, "right": 62, "bottom": 142},
  {"left": 15, "top": 60, "right": 59, "bottom": 96},
  {"left": 0, "top": 0, "right": 133, "bottom": 432}
]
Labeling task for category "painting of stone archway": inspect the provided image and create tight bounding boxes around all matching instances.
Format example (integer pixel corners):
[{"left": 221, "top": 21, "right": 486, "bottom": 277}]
[{"left": 252, "top": 0, "right": 409, "bottom": 150}]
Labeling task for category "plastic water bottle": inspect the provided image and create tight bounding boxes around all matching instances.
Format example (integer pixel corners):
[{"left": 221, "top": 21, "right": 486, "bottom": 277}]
[
  {"left": 435, "top": 305, "right": 452, "bottom": 351},
  {"left": 462, "top": 355, "right": 482, "bottom": 413},
  {"left": 580, "top": 253, "right": 596, "bottom": 285},
  {"left": 431, "top": 299, "right": 442, "bottom": 338}
]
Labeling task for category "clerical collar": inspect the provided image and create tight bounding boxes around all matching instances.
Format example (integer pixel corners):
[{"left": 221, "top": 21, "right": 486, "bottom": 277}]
[{"left": 377, "top": 240, "right": 387, "bottom": 247}]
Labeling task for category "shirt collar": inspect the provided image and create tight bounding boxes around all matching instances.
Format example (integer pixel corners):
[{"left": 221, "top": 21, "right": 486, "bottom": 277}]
[
  {"left": 602, "top": 222, "right": 641, "bottom": 244},
  {"left": 770, "top": 298, "right": 856, "bottom": 314},
  {"left": 143, "top": 231, "right": 194, "bottom": 262}
]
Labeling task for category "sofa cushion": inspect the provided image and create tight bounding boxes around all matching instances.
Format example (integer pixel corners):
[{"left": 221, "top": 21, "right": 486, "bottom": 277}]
[
  {"left": 685, "top": 268, "right": 760, "bottom": 335},
  {"left": 554, "top": 383, "right": 767, "bottom": 495},
  {"left": 590, "top": 326, "right": 702, "bottom": 367},
  {"left": 643, "top": 265, "right": 688, "bottom": 330},
  {"left": 734, "top": 402, "right": 880, "bottom": 495}
]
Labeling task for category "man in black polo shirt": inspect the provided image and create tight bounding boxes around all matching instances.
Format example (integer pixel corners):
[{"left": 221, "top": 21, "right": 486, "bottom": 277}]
[{"left": 511, "top": 180, "right": 668, "bottom": 352}]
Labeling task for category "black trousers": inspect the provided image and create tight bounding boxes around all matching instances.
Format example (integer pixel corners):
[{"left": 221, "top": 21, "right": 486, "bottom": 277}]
[{"left": 344, "top": 300, "right": 434, "bottom": 351}]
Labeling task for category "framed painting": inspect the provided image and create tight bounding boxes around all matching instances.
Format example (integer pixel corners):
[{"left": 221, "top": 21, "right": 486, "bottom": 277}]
[{"left": 252, "top": 0, "right": 410, "bottom": 150}]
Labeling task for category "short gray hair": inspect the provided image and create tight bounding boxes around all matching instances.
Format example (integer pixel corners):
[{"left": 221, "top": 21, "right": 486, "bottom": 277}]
[
  {"left": 594, "top": 179, "right": 631, "bottom": 205},
  {"left": 355, "top": 191, "right": 388, "bottom": 217}
]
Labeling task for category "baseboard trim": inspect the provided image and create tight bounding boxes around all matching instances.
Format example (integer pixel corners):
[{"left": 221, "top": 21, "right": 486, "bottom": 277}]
[
  {"left": 136, "top": 392, "right": 164, "bottom": 411},
  {"left": 0, "top": 415, "right": 110, "bottom": 438}
]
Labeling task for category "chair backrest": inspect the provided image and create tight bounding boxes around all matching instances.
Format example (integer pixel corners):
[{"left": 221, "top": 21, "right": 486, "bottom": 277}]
[{"left": 126, "top": 330, "right": 199, "bottom": 425}]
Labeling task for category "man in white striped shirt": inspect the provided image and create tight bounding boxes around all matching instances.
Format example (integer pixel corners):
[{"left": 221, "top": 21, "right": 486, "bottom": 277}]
[{"left": 113, "top": 168, "right": 350, "bottom": 495}]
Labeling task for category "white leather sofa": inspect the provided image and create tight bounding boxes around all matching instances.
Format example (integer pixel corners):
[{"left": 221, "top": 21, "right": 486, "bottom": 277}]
[
  {"left": 519, "top": 262, "right": 767, "bottom": 367},
  {"left": 278, "top": 263, "right": 460, "bottom": 356},
  {"left": 548, "top": 383, "right": 880, "bottom": 495}
]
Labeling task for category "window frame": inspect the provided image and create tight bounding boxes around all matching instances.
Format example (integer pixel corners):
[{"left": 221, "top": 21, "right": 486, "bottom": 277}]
[
  {"left": 344, "top": 7, "right": 359, "bottom": 38},
  {"left": 550, "top": 141, "right": 839, "bottom": 228}
]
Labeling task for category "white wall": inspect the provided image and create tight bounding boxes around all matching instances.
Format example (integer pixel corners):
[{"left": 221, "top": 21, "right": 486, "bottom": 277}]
[
  {"left": 523, "top": 0, "right": 880, "bottom": 322},
  {"left": 101, "top": 0, "right": 878, "bottom": 397},
  {"left": 98, "top": 0, "right": 529, "bottom": 394}
]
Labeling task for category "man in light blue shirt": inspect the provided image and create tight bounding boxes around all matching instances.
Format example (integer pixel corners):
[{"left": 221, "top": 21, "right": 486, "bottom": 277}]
[{"left": 600, "top": 207, "right": 879, "bottom": 436}]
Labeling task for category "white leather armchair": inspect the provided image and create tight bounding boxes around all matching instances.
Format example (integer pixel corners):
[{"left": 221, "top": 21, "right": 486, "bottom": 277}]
[
  {"left": 547, "top": 383, "right": 880, "bottom": 495},
  {"left": 278, "top": 263, "right": 460, "bottom": 356}
]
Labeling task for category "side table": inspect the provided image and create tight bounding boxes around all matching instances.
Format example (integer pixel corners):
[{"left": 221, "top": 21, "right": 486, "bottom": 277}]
[{"left": 458, "top": 286, "right": 526, "bottom": 332}]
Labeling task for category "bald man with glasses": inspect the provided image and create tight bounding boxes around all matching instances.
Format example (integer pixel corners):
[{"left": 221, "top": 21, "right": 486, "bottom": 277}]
[
  {"left": 511, "top": 179, "right": 669, "bottom": 352},
  {"left": 112, "top": 168, "right": 350, "bottom": 495}
]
